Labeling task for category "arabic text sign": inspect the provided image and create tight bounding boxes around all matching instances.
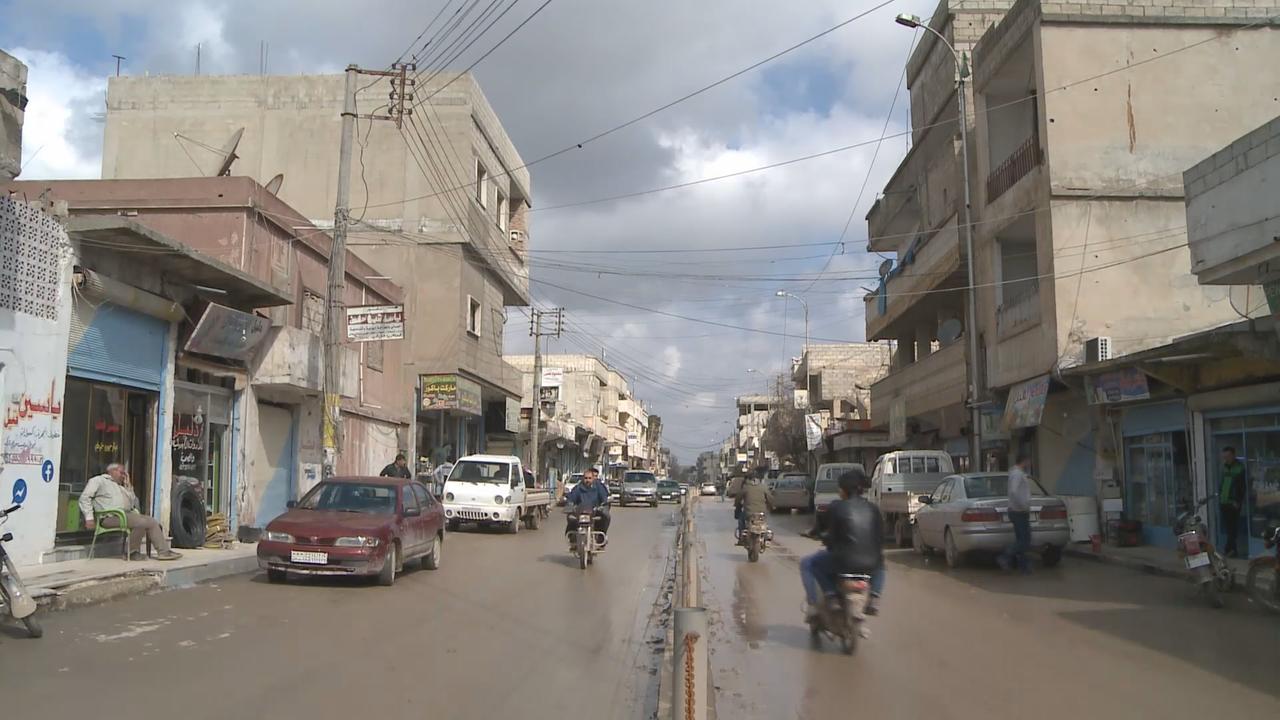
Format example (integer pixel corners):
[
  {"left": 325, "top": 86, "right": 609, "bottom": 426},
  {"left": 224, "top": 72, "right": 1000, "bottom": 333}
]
[
  {"left": 1002, "top": 374, "right": 1050, "bottom": 430},
  {"left": 346, "top": 305, "right": 405, "bottom": 342},
  {"left": 1085, "top": 368, "right": 1150, "bottom": 405},
  {"left": 541, "top": 367, "right": 564, "bottom": 387},
  {"left": 419, "top": 374, "right": 482, "bottom": 416}
]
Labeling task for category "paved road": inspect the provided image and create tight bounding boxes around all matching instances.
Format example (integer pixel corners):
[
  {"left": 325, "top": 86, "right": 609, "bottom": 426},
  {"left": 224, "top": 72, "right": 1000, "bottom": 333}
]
[
  {"left": 0, "top": 504, "right": 678, "bottom": 720},
  {"left": 700, "top": 502, "right": 1280, "bottom": 719}
]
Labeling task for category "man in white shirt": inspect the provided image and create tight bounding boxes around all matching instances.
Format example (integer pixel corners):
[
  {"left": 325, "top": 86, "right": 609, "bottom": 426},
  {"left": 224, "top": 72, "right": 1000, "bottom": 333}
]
[
  {"left": 998, "top": 453, "right": 1033, "bottom": 574},
  {"left": 80, "top": 463, "right": 182, "bottom": 560}
]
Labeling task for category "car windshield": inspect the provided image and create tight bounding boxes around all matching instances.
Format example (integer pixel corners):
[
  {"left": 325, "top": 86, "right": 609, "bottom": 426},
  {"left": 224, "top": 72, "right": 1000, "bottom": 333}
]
[
  {"left": 625, "top": 472, "right": 656, "bottom": 484},
  {"left": 658, "top": 480, "right": 678, "bottom": 490},
  {"left": 815, "top": 479, "right": 839, "bottom": 493},
  {"left": 964, "top": 475, "right": 1050, "bottom": 498},
  {"left": 569, "top": 474, "right": 584, "bottom": 483},
  {"left": 448, "top": 460, "right": 513, "bottom": 484},
  {"left": 297, "top": 482, "right": 397, "bottom": 514}
]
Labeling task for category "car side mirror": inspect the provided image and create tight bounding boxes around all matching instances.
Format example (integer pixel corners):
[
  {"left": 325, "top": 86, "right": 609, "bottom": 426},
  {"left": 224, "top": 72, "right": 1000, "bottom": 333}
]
[
  {"left": 917, "top": 495, "right": 932, "bottom": 505},
  {"left": 403, "top": 506, "right": 422, "bottom": 517},
  {"left": 286, "top": 500, "right": 297, "bottom": 509}
]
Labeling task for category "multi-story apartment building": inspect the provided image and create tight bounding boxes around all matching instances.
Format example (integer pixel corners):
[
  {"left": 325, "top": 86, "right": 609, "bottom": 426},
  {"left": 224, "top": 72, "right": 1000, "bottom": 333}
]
[
  {"left": 733, "top": 394, "right": 778, "bottom": 471},
  {"left": 100, "top": 71, "right": 530, "bottom": 466},
  {"left": 794, "top": 343, "right": 895, "bottom": 470},
  {"left": 0, "top": 49, "right": 25, "bottom": 181}
]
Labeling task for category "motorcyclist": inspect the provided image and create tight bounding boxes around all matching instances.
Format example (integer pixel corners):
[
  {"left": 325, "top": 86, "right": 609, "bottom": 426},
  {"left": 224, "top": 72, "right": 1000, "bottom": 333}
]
[
  {"left": 736, "top": 468, "right": 774, "bottom": 541},
  {"left": 799, "top": 468, "right": 885, "bottom": 620},
  {"left": 565, "top": 466, "right": 611, "bottom": 546}
]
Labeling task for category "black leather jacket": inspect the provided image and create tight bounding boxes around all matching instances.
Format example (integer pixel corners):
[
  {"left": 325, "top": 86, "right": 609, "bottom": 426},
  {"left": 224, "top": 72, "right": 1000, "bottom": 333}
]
[{"left": 823, "top": 496, "right": 884, "bottom": 573}]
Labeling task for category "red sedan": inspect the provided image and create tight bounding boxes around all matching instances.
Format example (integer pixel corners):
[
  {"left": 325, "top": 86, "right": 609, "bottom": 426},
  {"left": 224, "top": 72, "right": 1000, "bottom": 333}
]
[{"left": 257, "top": 476, "right": 444, "bottom": 586}]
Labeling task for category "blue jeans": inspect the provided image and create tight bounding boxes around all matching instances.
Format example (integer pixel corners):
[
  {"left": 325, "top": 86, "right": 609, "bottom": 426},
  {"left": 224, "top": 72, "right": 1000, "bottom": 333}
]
[
  {"left": 800, "top": 550, "right": 887, "bottom": 605},
  {"left": 1000, "top": 510, "right": 1032, "bottom": 572}
]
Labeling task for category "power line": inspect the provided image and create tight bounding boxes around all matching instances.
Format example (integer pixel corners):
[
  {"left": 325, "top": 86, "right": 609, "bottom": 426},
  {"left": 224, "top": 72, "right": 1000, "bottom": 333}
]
[{"left": 415, "top": 0, "right": 555, "bottom": 105}]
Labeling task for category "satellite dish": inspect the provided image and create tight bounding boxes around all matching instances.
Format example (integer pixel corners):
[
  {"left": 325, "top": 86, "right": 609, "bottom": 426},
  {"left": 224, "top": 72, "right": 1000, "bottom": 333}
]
[
  {"left": 213, "top": 127, "right": 245, "bottom": 176},
  {"left": 938, "top": 318, "right": 963, "bottom": 345},
  {"left": 878, "top": 259, "right": 893, "bottom": 278},
  {"left": 264, "top": 173, "right": 284, "bottom": 194}
]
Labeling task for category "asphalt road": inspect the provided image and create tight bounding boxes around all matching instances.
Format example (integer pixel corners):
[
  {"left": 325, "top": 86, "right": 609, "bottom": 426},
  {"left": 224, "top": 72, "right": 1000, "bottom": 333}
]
[
  {"left": 700, "top": 501, "right": 1280, "bottom": 719},
  {"left": 0, "top": 503, "right": 679, "bottom": 720}
]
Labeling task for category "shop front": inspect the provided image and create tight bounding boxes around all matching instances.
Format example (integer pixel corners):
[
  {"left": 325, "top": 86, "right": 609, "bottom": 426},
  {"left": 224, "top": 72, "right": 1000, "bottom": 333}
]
[
  {"left": 419, "top": 373, "right": 484, "bottom": 464},
  {"left": 1116, "top": 400, "right": 1192, "bottom": 549},
  {"left": 999, "top": 374, "right": 1050, "bottom": 478},
  {"left": 1202, "top": 404, "right": 1280, "bottom": 558}
]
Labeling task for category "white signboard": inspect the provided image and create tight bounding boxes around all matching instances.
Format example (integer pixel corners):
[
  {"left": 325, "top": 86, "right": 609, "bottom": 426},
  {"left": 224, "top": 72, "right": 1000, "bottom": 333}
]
[
  {"left": 541, "top": 367, "right": 564, "bottom": 387},
  {"left": 805, "top": 413, "right": 824, "bottom": 451},
  {"left": 794, "top": 388, "right": 809, "bottom": 410},
  {"left": 346, "top": 305, "right": 404, "bottom": 342}
]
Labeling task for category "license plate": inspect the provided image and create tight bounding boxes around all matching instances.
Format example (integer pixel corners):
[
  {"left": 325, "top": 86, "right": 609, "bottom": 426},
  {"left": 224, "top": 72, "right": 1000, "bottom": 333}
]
[
  {"left": 1185, "top": 553, "right": 1211, "bottom": 569},
  {"left": 290, "top": 550, "right": 328, "bottom": 565}
]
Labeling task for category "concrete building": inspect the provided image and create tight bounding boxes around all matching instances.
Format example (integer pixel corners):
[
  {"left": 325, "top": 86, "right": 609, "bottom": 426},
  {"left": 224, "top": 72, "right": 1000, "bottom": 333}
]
[
  {"left": 733, "top": 394, "right": 778, "bottom": 472},
  {"left": 0, "top": 49, "right": 26, "bottom": 181},
  {"left": 5, "top": 177, "right": 413, "bottom": 536},
  {"left": 100, "top": 71, "right": 531, "bottom": 466},
  {"left": 793, "top": 343, "right": 895, "bottom": 470},
  {"left": 507, "top": 354, "right": 611, "bottom": 488}
]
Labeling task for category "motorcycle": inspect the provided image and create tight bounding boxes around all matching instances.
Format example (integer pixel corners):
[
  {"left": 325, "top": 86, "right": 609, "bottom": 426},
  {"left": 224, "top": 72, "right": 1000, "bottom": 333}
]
[
  {"left": 1173, "top": 496, "right": 1233, "bottom": 608},
  {"left": 0, "top": 503, "right": 42, "bottom": 638},
  {"left": 1245, "top": 523, "right": 1280, "bottom": 614},
  {"left": 736, "top": 512, "right": 773, "bottom": 563},
  {"left": 567, "top": 507, "right": 607, "bottom": 570},
  {"left": 807, "top": 572, "right": 871, "bottom": 655}
]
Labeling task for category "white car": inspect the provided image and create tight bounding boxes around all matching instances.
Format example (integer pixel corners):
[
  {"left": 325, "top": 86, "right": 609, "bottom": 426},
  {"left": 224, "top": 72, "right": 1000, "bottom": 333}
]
[{"left": 700, "top": 481, "right": 718, "bottom": 496}]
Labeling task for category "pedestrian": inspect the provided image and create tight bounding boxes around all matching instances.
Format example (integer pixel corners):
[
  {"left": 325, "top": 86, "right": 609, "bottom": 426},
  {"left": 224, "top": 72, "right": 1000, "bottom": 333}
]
[
  {"left": 79, "top": 463, "right": 182, "bottom": 560},
  {"left": 998, "top": 452, "right": 1033, "bottom": 574},
  {"left": 380, "top": 453, "right": 412, "bottom": 479},
  {"left": 1219, "top": 446, "right": 1246, "bottom": 558}
]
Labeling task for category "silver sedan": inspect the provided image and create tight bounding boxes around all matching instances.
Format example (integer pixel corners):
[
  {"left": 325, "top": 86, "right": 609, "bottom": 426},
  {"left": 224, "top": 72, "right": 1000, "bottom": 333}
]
[{"left": 913, "top": 472, "right": 1069, "bottom": 568}]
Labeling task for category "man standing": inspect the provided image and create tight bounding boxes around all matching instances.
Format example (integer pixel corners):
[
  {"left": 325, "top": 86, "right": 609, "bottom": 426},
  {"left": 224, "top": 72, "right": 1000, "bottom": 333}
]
[
  {"left": 380, "top": 453, "right": 412, "bottom": 479},
  {"left": 1219, "top": 446, "right": 1246, "bottom": 557},
  {"left": 80, "top": 464, "right": 182, "bottom": 560},
  {"left": 998, "top": 453, "right": 1033, "bottom": 574}
]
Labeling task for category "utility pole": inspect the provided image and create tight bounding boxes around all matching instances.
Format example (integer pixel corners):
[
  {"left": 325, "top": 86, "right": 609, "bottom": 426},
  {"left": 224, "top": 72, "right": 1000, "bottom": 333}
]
[
  {"left": 528, "top": 308, "right": 564, "bottom": 481},
  {"left": 322, "top": 62, "right": 415, "bottom": 477}
]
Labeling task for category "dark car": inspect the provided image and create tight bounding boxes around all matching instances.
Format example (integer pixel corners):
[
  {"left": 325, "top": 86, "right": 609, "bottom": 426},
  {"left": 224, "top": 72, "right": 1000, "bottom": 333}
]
[
  {"left": 657, "top": 479, "right": 682, "bottom": 503},
  {"left": 257, "top": 476, "right": 444, "bottom": 586}
]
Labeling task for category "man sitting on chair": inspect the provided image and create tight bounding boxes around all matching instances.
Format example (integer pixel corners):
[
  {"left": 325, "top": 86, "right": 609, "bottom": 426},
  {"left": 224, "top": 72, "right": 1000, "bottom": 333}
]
[{"left": 80, "top": 463, "right": 182, "bottom": 561}]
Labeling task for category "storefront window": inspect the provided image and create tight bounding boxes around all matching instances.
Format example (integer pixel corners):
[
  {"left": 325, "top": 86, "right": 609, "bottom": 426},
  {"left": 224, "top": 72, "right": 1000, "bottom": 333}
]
[
  {"left": 1210, "top": 413, "right": 1280, "bottom": 552},
  {"left": 1124, "top": 431, "right": 1191, "bottom": 541},
  {"left": 172, "top": 383, "right": 233, "bottom": 514}
]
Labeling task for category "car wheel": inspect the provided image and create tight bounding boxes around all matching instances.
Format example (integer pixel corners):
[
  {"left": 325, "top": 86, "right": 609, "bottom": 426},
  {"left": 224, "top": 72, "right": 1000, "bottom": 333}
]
[
  {"left": 1042, "top": 545, "right": 1063, "bottom": 568},
  {"left": 424, "top": 533, "right": 443, "bottom": 570},
  {"left": 22, "top": 614, "right": 43, "bottom": 638},
  {"left": 507, "top": 511, "right": 521, "bottom": 534},
  {"left": 944, "top": 529, "right": 964, "bottom": 569},
  {"left": 267, "top": 568, "right": 288, "bottom": 584},
  {"left": 893, "top": 518, "right": 910, "bottom": 548},
  {"left": 378, "top": 544, "right": 398, "bottom": 586},
  {"left": 913, "top": 526, "right": 931, "bottom": 557}
]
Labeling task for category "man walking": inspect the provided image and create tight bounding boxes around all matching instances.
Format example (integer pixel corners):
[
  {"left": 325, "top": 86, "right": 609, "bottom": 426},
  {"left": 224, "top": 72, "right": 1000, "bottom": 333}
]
[
  {"left": 380, "top": 453, "right": 412, "bottom": 479},
  {"left": 80, "top": 464, "right": 182, "bottom": 560},
  {"left": 1219, "top": 446, "right": 1246, "bottom": 557},
  {"left": 998, "top": 453, "right": 1033, "bottom": 574}
]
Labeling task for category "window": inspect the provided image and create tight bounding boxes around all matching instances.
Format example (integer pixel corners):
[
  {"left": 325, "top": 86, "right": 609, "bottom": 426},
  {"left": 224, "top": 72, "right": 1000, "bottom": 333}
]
[
  {"left": 301, "top": 289, "right": 325, "bottom": 334},
  {"left": 402, "top": 485, "right": 420, "bottom": 514},
  {"left": 413, "top": 483, "right": 433, "bottom": 507},
  {"left": 366, "top": 340, "right": 384, "bottom": 372},
  {"left": 476, "top": 162, "right": 489, "bottom": 208},
  {"left": 298, "top": 482, "right": 396, "bottom": 514},
  {"left": 496, "top": 190, "right": 508, "bottom": 231},
  {"left": 910, "top": 457, "right": 926, "bottom": 474},
  {"left": 466, "top": 296, "right": 481, "bottom": 337},
  {"left": 925, "top": 457, "right": 941, "bottom": 473},
  {"left": 935, "top": 479, "right": 953, "bottom": 504}
]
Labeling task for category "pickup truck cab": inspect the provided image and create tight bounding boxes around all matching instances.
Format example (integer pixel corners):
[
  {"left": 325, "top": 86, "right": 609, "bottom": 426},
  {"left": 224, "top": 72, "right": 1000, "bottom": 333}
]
[{"left": 443, "top": 454, "right": 552, "bottom": 534}]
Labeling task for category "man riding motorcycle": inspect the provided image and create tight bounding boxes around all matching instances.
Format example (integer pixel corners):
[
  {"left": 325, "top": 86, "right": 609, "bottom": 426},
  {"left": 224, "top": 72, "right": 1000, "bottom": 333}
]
[
  {"left": 565, "top": 466, "right": 611, "bottom": 546},
  {"left": 736, "top": 470, "right": 774, "bottom": 540},
  {"left": 799, "top": 468, "right": 885, "bottom": 619}
]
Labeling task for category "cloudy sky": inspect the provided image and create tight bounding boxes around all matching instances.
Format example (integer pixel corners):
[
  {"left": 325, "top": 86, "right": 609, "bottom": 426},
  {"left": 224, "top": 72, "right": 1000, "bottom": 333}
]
[{"left": 2, "top": 0, "right": 938, "bottom": 462}]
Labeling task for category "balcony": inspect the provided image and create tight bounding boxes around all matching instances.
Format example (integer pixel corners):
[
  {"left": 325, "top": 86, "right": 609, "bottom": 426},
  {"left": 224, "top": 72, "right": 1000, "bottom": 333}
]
[
  {"left": 996, "top": 283, "right": 1040, "bottom": 339},
  {"left": 986, "top": 135, "right": 1042, "bottom": 203},
  {"left": 864, "top": 220, "right": 965, "bottom": 341},
  {"left": 869, "top": 340, "right": 966, "bottom": 427}
]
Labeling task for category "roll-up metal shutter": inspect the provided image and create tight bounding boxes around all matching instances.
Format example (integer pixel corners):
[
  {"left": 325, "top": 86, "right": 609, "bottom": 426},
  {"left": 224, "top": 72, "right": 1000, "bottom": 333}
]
[{"left": 68, "top": 295, "right": 169, "bottom": 390}]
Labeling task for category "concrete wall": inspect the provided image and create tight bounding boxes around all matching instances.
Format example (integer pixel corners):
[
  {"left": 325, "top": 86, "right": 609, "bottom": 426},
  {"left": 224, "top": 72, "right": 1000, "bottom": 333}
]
[{"left": 0, "top": 49, "right": 26, "bottom": 181}]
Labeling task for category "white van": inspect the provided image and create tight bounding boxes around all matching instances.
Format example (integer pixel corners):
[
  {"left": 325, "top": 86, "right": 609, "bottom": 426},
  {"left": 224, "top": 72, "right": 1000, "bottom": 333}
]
[{"left": 869, "top": 450, "right": 955, "bottom": 547}]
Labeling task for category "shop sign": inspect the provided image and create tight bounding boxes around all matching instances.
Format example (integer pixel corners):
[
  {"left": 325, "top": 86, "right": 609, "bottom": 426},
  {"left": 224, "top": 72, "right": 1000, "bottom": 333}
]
[
  {"left": 805, "top": 413, "right": 824, "bottom": 450},
  {"left": 505, "top": 397, "right": 521, "bottom": 433},
  {"left": 419, "top": 374, "right": 482, "bottom": 416},
  {"left": 539, "top": 386, "right": 560, "bottom": 403},
  {"left": 1002, "top": 374, "right": 1050, "bottom": 430},
  {"left": 541, "top": 367, "right": 563, "bottom": 387},
  {"left": 346, "top": 305, "right": 404, "bottom": 342},
  {"left": 1085, "top": 367, "right": 1150, "bottom": 405},
  {"left": 736, "top": 451, "right": 748, "bottom": 463},
  {"left": 794, "top": 389, "right": 809, "bottom": 410},
  {"left": 185, "top": 303, "right": 271, "bottom": 360},
  {"left": 832, "top": 431, "right": 891, "bottom": 451}
]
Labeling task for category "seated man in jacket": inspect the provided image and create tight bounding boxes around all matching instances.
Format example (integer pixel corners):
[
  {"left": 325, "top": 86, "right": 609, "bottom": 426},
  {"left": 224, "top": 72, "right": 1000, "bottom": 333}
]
[
  {"left": 565, "top": 466, "right": 611, "bottom": 544},
  {"left": 798, "top": 468, "right": 885, "bottom": 619}
]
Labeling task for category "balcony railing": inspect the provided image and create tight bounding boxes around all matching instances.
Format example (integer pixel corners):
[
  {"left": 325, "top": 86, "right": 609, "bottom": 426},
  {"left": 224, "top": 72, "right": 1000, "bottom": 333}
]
[
  {"left": 870, "top": 340, "right": 966, "bottom": 421},
  {"left": 996, "top": 283, "right": 1041, "bottom": 338},
  {"left": 986, "top": 135, "right": 1042, "bottom": 203}
]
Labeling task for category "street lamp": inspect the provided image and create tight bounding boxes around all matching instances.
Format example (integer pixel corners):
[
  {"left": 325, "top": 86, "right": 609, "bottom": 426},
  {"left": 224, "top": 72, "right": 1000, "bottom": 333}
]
[
  {"left": 894, "top": 12, "right": 982, "bottom": 471},
  {"left": 775, "top": 290, "right": 809, "bottom": 405}
]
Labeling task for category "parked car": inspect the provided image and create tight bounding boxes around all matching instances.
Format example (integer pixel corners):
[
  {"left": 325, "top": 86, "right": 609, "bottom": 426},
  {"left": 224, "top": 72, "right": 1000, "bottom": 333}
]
[
  {"left": 621, "top": 470, "right": 659, "bottom": 507},
  {"left": 258, "top": 476, "right": 444, "bottom": 586},
  {"left": 678, "top": 482, "right": 690, "bottom": 497},
  {"left": 770, "top": 473, "right": 813, "bottom": 512},
  {"left": 657, "top": 479, "right": 682, "bottom": 503},
  {"left": 608, "top": 480, "right": 622, "bottom": 503},
  {"left": 913, "top": 472, "right": 1069, "bottom": 569},
  {"left": 700, "top": 481, "right": 718, "bottom": 496}
]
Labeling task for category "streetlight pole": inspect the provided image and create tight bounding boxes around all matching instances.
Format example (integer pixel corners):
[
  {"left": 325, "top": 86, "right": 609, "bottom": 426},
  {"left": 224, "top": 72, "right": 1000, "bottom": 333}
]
[
  {"left": 775, "top": 290, "right": 809, "bottom": 408},
  {"left": 895, "top": 13, "right": 983, "bottom": 471}
]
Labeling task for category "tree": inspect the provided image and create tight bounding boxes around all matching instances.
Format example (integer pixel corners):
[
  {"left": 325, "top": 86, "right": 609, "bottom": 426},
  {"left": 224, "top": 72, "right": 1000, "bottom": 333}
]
[{"left": 762, "top": 401, "right": 807, "bottom": 469}]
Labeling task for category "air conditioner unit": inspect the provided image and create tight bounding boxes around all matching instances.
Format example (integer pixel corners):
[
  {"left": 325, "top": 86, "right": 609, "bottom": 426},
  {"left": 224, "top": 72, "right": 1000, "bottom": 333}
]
[{"left": 1085, "top": 336, "right": 1112, "bottom": 364}]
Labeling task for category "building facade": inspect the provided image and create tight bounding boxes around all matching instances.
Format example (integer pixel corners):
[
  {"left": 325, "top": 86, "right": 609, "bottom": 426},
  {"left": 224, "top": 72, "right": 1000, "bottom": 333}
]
[{"left": 0, "top": 49, "right": 26, "bottom": 181}]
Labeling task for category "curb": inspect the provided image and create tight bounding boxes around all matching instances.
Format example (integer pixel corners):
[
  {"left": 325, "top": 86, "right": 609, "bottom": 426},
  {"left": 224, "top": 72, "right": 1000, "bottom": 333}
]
[
  {"left": 30, "top": 554, "right": 259, "bottom": 613},
  {"left": 1064, "top": 546, "right": 1249, "bottom": 587}
]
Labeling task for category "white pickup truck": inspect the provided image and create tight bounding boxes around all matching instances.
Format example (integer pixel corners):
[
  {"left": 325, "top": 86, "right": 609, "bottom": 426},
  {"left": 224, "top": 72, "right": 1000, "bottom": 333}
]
[{"left": 442, "top": 454, "right": 552, "bottom": 534}]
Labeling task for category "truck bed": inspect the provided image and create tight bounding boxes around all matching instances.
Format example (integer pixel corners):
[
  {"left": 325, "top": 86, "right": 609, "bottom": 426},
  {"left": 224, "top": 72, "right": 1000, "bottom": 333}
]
[{"left": 522, "top": 488, "right": 552, "bottom": 507}]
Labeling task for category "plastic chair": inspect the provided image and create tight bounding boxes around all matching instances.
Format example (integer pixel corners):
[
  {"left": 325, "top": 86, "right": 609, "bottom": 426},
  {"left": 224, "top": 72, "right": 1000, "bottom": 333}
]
[{"left": 91, "top": 509, "right": 150, "bottom": 560}]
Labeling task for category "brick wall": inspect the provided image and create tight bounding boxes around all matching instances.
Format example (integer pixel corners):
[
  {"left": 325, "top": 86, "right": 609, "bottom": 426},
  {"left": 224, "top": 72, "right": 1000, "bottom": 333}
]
[
  {"left": 1040, "top": 0, "right": 1280, "bottom": 22},
  {"left": 802, "top": 343, "right": 893, "bottom": 417},
  {"left": 1184, "top": 115, "right": 1280, "bottom": 199}
]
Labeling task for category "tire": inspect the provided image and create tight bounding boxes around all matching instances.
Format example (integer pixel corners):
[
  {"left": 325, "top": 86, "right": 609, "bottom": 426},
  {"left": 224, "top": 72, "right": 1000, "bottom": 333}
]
[
  {"left": 267, "top": 568, "right": 288, "bottom": 584},
  {"left": 893, "top": 518, "right": 910, "bottom": 549},
  {"left": 944, "top": 529, "right": 964, "bottom": 569},
  {"left": 913, "top": 527, "right": 931, "bottom": 557},
  {"left": 1245, "top": 560, "right": 1280, "bottom": 613},
  {"left": 1042, "top": 546, "right": 1063, "bottom": 568},
  {"left": 22, "top": 615, "right": 42, "bottom": 639},
  {"left": 748, "top": 538, "right": 760, "bottom": 563},
  {"left": 1213, "top": 554, "right": 1234, "bottom": 593},
  {"left": 587, "top": 551, "right": 594, "bottom": 566},
  {"left": 169, "top": 480, "right": 206, "bottom": 549},
  {"left": 840, "top": 627, "right": 857, "bottom": 656},
  {"left": 378, "top": 544, "right": 398, "bottom": 586},
  {"left": 423, "top": 534, "right": 443, "bottom": 570},
  {"left": 578, "top": 546, "right": 588, "bottom": 570},
  {"left": 507, "top": 510, "right": 521, "bottom": 535}
]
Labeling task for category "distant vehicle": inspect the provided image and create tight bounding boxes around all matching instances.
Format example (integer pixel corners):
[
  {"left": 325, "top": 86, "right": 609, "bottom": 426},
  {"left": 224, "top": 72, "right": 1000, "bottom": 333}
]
[
  {"left": 700, "top": 481, "right": 718, "bottom": 496},
  {"left": 678, "top": 482, "right": 690, "bottom": 497},
  {"left": 869, "top": 450, "right": 955, "bottom": 547},
  {"left": 770, "top": 473, "right": 813, "bottom": 512},
  {"left": 622, "top": 470, "right": 659, "bottom": 507},
  {"left": 258, "top": 476, "right": 444, "bottom": 586},
  {"left": 657, "top": 479, "right": 682, "bottom": 503},
  {"left": 608, "top": 479, "right": 622, "bottom": 504},
  {"left": 913, "top": 472, "right": 1069, "bottom": 569},
  {"left": 442, "top": 454, "right": 552, "bottom": 533},
  {"left": 813, "top": 463, "right": 864, "bottom": 531},
  {"left": 559, "top": 473, "right": 585, "bottom": 506}
]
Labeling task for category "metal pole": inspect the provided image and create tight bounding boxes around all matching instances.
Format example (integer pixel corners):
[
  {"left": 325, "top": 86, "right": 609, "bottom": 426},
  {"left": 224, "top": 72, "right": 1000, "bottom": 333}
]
[
  {"left": 323, "top": 65, "right": 358, "bottom": 477},
  {"left": 672, "top": 607, "right": 707, "bottom": 720},
  {"left": 530, "top": 311, "right": 543, "bottom": 479},
  {"left": 957, "top": 72, "right": 983, "bottom": 472}
]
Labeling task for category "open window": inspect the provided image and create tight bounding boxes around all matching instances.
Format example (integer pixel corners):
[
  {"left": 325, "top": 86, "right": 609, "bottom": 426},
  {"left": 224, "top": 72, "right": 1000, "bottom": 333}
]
[{"left": 466, "top": 295, "right": 482, "bottom": 337}]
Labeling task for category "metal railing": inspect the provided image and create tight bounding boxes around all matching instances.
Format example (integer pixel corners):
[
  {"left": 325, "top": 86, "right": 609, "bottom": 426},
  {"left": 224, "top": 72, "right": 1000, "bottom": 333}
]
[
  {"left": 986, "top": 135, "right": 1042, "bottom": 202},
  {"left": 672, "top": 496, "right": 705, "bottom": 720}
]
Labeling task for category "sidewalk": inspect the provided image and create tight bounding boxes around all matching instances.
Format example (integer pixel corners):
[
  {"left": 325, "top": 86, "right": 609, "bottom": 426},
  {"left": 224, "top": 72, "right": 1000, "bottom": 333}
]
[
  {"left": 1065, "top": 542, "right": 1250, "bottom": 586},
  {"left": 18, "top": 544, "right": 260, "bottom": 612}
]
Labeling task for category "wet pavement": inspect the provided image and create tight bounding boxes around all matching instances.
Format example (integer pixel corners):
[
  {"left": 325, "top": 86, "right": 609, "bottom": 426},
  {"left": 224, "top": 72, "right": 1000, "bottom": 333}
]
[
  {"left": 0, "top": 505, "right": 677, "bottom": 720},
  {"left": 699, "top": 501, "right": 1280, "bottom": 719}
]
